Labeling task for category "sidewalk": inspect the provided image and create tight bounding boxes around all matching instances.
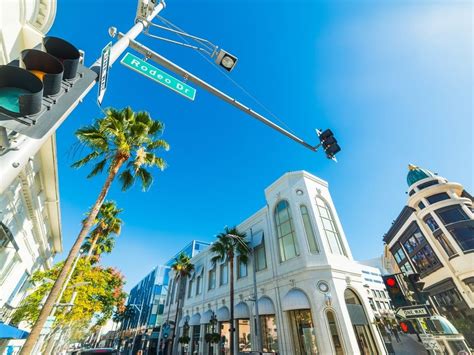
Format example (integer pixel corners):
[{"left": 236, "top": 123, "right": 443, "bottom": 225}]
[{"left": 391, "top": 333, "right": 428, "bottom": 355}]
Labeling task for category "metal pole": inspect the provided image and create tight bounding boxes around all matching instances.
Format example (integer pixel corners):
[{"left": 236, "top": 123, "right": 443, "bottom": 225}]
[
  {"left": 250, "top": 229, "right": 261, "bottom": 353},
  {"left": 0, "top": 1, "right": 166, "bottom": 194},
  {"left": 121, "top": 36, "right": 318, "bottom": 153}
]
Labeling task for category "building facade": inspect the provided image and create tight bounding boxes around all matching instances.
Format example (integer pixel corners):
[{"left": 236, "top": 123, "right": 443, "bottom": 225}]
[
  {"left": 357, "top": 263, "right": 396, "bottom": 324},
  {"left": 0, "top": 136, "right": 62, "bottom": 353},
  {"left": 119, "top": 240, "right": 210, "bottom": 353},
  {"left": 165, "top": 171, "right": 385, "bottom": 355},
  {"left": 383, "top": 165, "right": 474, "bottom": 327}
]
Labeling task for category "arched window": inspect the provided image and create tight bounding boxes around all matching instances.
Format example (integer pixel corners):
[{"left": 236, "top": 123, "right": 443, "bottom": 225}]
[
  {"left": 300, "top": 205, "right": 319, "bottom": 253},
  {"left": 326, "top": 310, "right": 343, "bottom": 354},
  {"left": 315, "top": 197, "right": 346, "bottom": 256},
  {"left": 344, "top": 289, "right": 377, "bottom": 355},
  {"left": 274, "top": 200, "right": 299, "bottom": 261}
]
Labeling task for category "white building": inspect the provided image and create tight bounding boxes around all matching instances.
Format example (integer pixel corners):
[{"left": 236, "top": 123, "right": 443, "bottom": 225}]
[
  {"left": 357, "top": 263, "right": 396, "bottom": 323},
  {"left": 165, "top": 171, "right": 385, "bottom": 355}
]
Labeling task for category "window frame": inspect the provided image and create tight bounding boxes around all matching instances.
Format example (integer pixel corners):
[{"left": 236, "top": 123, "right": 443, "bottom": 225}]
[
  {"left": 300, "top": 204, "right": 320, "bottom": 254},
  {"left": 274, "top": 200, "right": 299, "bottom": 262}
]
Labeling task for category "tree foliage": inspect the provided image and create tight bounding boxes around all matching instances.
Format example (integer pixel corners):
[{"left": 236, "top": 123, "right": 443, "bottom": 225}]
[{"left": 11, "top": 258, "right": 126, "bottom": 330}]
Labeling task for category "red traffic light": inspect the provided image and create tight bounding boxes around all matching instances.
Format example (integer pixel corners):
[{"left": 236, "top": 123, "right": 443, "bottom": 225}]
[
  {"left": 400, "top": 322, "right": 409, "bottom": 333},
  {"left": 386, "top": 277, "right": 396, "bottom": 287}
]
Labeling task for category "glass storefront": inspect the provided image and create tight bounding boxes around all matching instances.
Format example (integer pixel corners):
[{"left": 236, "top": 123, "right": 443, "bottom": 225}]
[
  {"left": 288, "top": 309, "right": 318, "bottom": 355},
  {"left": 237, "top": 319, "right": 252, "bottom": 353},
  {"left": 326, "top": 310, "right": 343, "bottom": 354},
  {"left": 220, "top": 322, "right": 230, "bottom": 355},
  {"left": 191, "top": 325, "right": 201, "bottom": 355},
  {"left": 260, "top": 315, "right": 278, "bottom": 353}
]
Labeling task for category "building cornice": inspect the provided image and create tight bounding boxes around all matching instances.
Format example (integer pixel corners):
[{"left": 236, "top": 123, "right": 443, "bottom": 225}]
[{"left": 382, "top": 206, "right": 415, "bottom": 245}]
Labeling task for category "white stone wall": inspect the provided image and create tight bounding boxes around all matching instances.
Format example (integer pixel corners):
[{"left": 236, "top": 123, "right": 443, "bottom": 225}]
[
  {"left": 0, "top": 136, "right": 61, "bottom": 317},
  {"left": 165, "top": 171, "right": 385, "bottom": 355}
]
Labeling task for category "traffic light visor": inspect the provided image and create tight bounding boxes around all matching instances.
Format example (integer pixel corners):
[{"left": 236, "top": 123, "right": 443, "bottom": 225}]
[
  {"left": 319, "top": 129, "right": 333, "bottom": 142},
  {"left": 43, "top": 37, "right": 80, "bottom": 80},
  {"left": 21, "top": 49, "right": 63, "bottom": 96},
  {"left": 0, "top": 65, "right": 43, "bottom": 116}
]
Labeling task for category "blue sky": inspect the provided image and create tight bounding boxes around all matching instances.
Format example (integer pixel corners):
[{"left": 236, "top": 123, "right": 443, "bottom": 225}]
[{"left": 50, "top": 0, "right": 472, "bottom": 291}]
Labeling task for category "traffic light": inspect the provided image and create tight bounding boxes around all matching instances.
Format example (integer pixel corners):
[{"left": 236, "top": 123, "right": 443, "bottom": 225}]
[
  {"left": 318, "top": 129, "right": 341, "bottom": 159},
  {"left": 0, "top": 36, "right": 97, "bottom": 139},
  {"left": 383, "top": 274, "right": 409, "bottom": 308},
  {"left": 406, "top": 273, "right": 427, "bottom": 304},
  {"left": 399, "top": 321, "right": 409, "bottom": 333}
]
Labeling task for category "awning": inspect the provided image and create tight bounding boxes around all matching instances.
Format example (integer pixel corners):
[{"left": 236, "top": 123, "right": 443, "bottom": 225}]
[
  {"left": 189, "top": 313, "right": 201, "bottom": 326},
  {"left": 235, "top": 302, "right": 250, "bottom": 319},
  {"left": 178, "top": 315, "right": 189, "bottom": 327},
  {"left": 248, "top": 231, "right": 264, "bottom": 248},
  {"left": 257, "top": 297, "right": 275, "bottom": 315},
  {"left": 0, "top": 322, "right": 29, "bottom": 339},
  {"left": 195, "top": 265, "right": 204, "bottom": 277},
  {"left": 282, "top": 289, "right": 311, "bottom": 311},
  {"left": 216, "top": 306, "right": 230, "bottom": 321},
  {"left": 201, "top": 310, "right": 214, "bottom": 324}
]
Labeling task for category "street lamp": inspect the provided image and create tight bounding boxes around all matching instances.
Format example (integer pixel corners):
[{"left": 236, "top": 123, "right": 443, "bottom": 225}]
[{"left": 215, "top": 49, "right": 238, "bottom": 72}]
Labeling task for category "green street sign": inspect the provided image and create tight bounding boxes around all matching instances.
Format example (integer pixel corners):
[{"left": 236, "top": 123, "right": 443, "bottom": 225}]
[{"left": 120, "top": 52, "right": 196, "bottom": 101}]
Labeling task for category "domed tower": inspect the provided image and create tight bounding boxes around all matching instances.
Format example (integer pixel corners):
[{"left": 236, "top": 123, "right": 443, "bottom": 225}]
[{"left": 385, "top": 164, "right": 474, "bottom": 323}]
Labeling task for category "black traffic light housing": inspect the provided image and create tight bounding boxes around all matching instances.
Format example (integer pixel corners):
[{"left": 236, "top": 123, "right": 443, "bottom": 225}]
[
  {"left": 0, "top": 36, "right": 97, "bottom": 138},
  {"left": 383, "top": 274, "right": 409, "bottom": 308},
  {"left": 406, "top": 273, "right": 428, "bottom": 304},
  {"left": 318, "top": 129, "right": 341, "bottom": 159}
]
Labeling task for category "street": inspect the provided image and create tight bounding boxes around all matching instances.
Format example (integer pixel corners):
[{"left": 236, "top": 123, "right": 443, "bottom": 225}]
[{"left": 392, "top": 334, "right": 428, "bottom": 355}]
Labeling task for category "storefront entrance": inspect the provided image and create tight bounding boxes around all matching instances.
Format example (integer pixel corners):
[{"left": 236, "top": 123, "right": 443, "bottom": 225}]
[{"left": 344, "top": 288, "right": 377, "bottom": 355}]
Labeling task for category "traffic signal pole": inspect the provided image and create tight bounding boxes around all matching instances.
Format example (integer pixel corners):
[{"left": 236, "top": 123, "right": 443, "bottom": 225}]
[
  {"left": 121, "top": 35, "right": 318, "bottom": 153},
  {"left": 17, "top": 3, "right": 166, "bottom": 354},
  {"left": 0, "top": 2, "right": 165, "bottom": 195}
]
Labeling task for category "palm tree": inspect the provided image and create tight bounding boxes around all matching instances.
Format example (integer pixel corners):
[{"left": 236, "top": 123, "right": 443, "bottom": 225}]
[
  {"left": 210, "top": 227, "right": 249, "bottom": 355},
  {"left": 170, "top": 252, "right": 194, "bottom": 355},
  {"left": 82, "top": 201, "right": 123, "bottom": 261},
  {"left": 20, "top": 107, "right": 169, "bottom": 354}
]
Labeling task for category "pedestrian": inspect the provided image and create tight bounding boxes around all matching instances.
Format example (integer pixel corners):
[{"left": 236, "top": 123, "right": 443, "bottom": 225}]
[
  {"left": 384, "top": 324, "right": 392, "bottom": 342},
  {"left": 392, "top": 326, "right": 401, "bottom": 343}
]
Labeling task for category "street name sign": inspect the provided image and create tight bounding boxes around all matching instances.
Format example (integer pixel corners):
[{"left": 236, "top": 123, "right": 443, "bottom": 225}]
[
  {"left": 97, "top": 41, "right": 112, "bottom": 105},
  {"left": 120, "top": 52, "right": 196, "bottom": 101},
  {"left": 396, "top": 305, "right": 431, "bottom": 319}
]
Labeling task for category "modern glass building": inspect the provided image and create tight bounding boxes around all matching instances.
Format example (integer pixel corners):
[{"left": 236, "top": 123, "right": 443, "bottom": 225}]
[{"left": 119, "top": 240, "right": 210, "bottom": 353}]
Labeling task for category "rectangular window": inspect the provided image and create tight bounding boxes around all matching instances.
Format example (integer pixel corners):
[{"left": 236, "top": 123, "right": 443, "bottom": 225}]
[
  {"left": 411, "top": 245, "right": 440, "bottom": 273},
  {"left": 437, "top": 206, "right": 469, "bottom": 225},
  {"left": 196, "top": 275, "right": 202, "bottom": 295},
  {"left": 188, "top": 279, "right": 193, "bottom": 298},
  {"left": 393, "top": 248, "right": 406, "bottom": 263},
  {"left": 436, "top": 233, "right": 456, "bottom": 256},
  {"left": 220, "top": 263, "right": 228, "bottom": 285},
  {"left": 400, "top": 262, "right": 414, "bottom": 274},
  {"left": 426, "top": 193, "right": 450, "bottom": 204},
  {"left": 237, "top": 257, "right": 248, "bottom": 279},
  {"left": 402, "top": 225, "right": 426, "bottom": 254},
  {"left": 418, "top": 180, "right": 439, "bottom": 190},
  {"left": 208, "top": 269, "right": 216, "bottom": 290},
  {"left": 449, "top": 226, "right": 474, "bottom": 251},
  {"left": 423, "top": 215, "right": 440, "bottom": 232},
  {"left": 255, "top": 241, "right": 267, "bottom": 271},
  {"left": 238, "top": 319, "right": 252, "bottom": 352}
]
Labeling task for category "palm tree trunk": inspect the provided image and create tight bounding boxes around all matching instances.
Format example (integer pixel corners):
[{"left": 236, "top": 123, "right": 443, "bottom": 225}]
[
  {"left": 229, "top": 255, "right": 235, "bottom": 355},
  {"left": 172, "top": 276, "right": 184, "bottom": 355},
  {"left": 86, "top": 229, "right": 101, "bottom": 260},
  {"left": 20, "top": 155, "right": 128, "bottom": 355}
]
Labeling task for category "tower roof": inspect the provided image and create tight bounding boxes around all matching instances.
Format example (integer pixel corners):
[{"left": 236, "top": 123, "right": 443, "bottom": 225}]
[{"left": 407, "top": 164, "right": 435, "bottom": 186}]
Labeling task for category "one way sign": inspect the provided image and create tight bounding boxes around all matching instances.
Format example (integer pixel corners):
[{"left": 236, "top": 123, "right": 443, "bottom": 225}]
[{"left": 396, "top": 305, "right": 431, "bottom": 319}]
